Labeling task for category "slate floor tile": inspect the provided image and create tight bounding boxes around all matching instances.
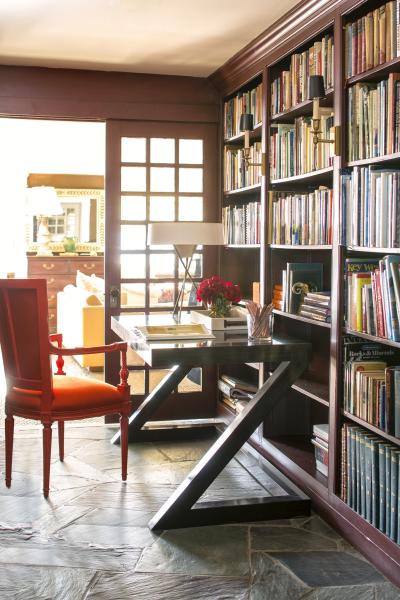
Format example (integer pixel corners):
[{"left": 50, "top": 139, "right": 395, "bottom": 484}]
[
  {"left": 250, "top": 552, "right": 310, "bottom": 600},
  {"left": 136, "top": 525, "right": 249, "bottom": 576},
  {"left": 0, "top": 564, "right": 96, "bottom": 600},
  {"left": 271, "top": 551, "right": 385, "bottom": 588},
  {"left": 58, "top": 523, "right": 156, "bottom": 548},
  {"left": 74, "top": 506, "right": 156, "bottom": 528},
  {"left": 250, "top": 525, "right": 338, "bottom": 552},
  {"left": 86, "top": 571, "right": 250, "bottom": 600},
  {"left": 303, "top": 585, "right": 376, "bottom": 599},
  {"left": 297, "top": 515, "right": 341, "bottom": 541}
]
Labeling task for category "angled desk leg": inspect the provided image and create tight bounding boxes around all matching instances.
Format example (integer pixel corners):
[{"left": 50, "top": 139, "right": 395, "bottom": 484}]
[
  {"left": 111, "top": 364, "right": 192, "bottom": 445},
  {"left": 148, "top": 357, "right": 309, "bottom": 530}
]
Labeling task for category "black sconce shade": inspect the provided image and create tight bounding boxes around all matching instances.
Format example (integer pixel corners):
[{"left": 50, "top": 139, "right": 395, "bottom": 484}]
[
  {"left": 240, "top": 113, "right": 254, "bottom": 132},
  {"left": 308, "top": 75, "right": 326, "bottom": 100}
]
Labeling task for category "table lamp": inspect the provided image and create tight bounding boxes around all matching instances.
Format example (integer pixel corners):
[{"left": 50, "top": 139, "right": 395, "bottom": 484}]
[
  {"left": 148, "top": 222, "right": 224, "bottom": 321},
  {"left": 26, "top": 186, "right": 64, "bottom": 256}
]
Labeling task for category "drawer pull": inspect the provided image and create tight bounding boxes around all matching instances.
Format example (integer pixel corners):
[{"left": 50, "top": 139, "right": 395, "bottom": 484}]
[
  {"left": 83, "top": 263, "right": 96, "bottom": 269},
  {"left": 48, "top": 278, "right": 55, "bottom": 285},
  {"left": 42, "top": 263, "right": 55, "bottom": 271}
]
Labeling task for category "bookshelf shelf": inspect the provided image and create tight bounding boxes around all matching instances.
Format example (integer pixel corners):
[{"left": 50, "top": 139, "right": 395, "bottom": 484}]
[
  {"left": 346, "top": 56, "right": 400, "bottom": 86},
  {"left": 292, "top": 378, "right": 329, "bottom": 406},
  {"left": 342, "top": 411, "right": 400, "bottom": 446},
  {"left": 224, "top": 183, "right": 262, "bottom": 196},
  {"left": 347, "top": 152, "right": 400, "bottom": 168},
  {"left": 270, "top": 167, "right": 334, "bottom": 186},
  {"left": 346, "top": 246, "right": 400, "bottom": 254},
  {"left": 224, "top": 122, "right": 262, "bottom": 144},
  {"left": 343, "top": 327, "right": 400, "bottom": 349},
  {"left": 270, "top": 89, "right": 334, "bottom": 123},
  {"left": 274, "top": 309, "right": 331, "bottom": 329},
  {"left": 270, "top": 244, "right": 332, "bottom": 250},
  {"left": 262, "top": 436, "right": 329, "bottom": 489}
]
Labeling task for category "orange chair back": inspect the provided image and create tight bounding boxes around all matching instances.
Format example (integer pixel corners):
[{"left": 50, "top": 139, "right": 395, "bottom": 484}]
[{"left": 0, "top": 279, "right": 53, "bottom": 407}]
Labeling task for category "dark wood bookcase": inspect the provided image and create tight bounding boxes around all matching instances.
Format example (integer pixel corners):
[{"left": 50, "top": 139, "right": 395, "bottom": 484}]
[{"left": 212, "top": 0, "right": 400, "bottom": 586}]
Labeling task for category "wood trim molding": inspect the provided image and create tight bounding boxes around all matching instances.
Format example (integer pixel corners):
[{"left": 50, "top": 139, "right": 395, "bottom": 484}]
[
  {"left": 27, "top": 173, "right": 104, "bottom": 189},
  {"left": 209, "top": 0, "right": 345, "bottom": 95}
]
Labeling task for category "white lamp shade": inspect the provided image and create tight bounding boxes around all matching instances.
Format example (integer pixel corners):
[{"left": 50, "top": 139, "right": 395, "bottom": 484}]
[
  {"left": 26, "top": 186, "right": 64, "bottom": 217},
  {"left": 148, "top": 222, "right": 224, "bottom": 246}
]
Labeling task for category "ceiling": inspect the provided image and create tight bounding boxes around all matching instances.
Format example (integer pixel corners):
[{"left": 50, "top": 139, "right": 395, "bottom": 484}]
[{"left": 0, "top": 0, "right": 298, "bottom": 77}]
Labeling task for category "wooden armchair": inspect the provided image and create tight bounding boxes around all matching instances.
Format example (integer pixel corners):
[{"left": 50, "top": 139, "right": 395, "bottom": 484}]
[{"left": 0, "top": 278, "right": 131, "bottom": 497}]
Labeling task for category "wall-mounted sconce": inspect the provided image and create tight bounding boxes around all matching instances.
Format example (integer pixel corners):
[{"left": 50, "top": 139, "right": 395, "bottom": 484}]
[
  {"left": 239, "top": 113, "right": 266, "bottom": 176},
  {"left": 309, "top": 75, "right": 340, "bottom": 155}
]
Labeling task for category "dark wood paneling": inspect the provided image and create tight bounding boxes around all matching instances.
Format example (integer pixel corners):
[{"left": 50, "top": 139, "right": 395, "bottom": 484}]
[{"left": 0, "top": 66, "right": 219, "bottom": 122}]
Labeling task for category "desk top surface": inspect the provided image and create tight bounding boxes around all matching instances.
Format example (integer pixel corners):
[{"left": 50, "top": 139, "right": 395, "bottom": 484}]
[{"left": 111, "top": 314, "right": 311, "bottom": 368}]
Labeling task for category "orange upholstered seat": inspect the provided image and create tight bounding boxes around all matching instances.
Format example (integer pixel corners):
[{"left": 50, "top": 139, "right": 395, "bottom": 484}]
[
  {"left": 0, "top": 278, "right": 131, "bottom": 497},
  {"left": 9, "top": 377, "right": 124, "bottom": 413}
]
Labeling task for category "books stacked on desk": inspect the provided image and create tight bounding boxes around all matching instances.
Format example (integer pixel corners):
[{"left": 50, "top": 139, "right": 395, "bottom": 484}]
[
  {"left": 218, "top": 374, "right": 257, "bottom": 413},
  {"left": 343, "top": 336, "right": 400, "bottom": 436},
  {"left": 311, "top": 423, "right": 329, "bottom": 477},
  {"left": 298, "top": 291, "right": 331, "bottom": 323},
  {"left": 280, "top": 262, "right": 324, "bottom": 314},
  {"left": 344, "top": 256, "right": 400, "bottom": 341},
  {"left": 342, "top": 423, "right": 400, "bottom": 543}
]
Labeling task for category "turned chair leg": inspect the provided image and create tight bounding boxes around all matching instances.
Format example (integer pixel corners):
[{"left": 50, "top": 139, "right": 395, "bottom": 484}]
[
  {"left": 58, "top": 421, "right": 64, "bottom": 462},
  {"left": 120, "top": 414, "right": 128, "bottom": 481},
  {"left": 42, "top": 421, "right": 52, "bottom": 498},
  {"left": 5, "top": 415, "right": 14, "bottom": 488}
]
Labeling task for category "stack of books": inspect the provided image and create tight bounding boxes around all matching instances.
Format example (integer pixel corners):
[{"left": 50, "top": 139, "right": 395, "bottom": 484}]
[
  {"left": 224, "top": 83, "right": 263, "bottom": 139},
  {"left": 270, "top": 188, "right": 333, "bottom": 245},
  {"left": 280, "top": 262, "right": 324, "bottom": 314},
  {"left": 270, "top": 116, "right": 334, "bottom": 180},
  {"left": 341, "top": 167, "right": 400, "bottom": 247},
  {"left": 311, "top": 423, "right": 329, "bottom": 476},
  {"left": 272, "top": 284, "right": 283, "bottom": 310},
  {"left": 344, "top": 2, "right": 400, "bottom": 79},
  {"left": 347, "top": 75, "right": 400, "bottom": 161},
  {"left": 342, "top": 423, "right": 400, "bottom": 542},
  {"left": 224, "top": 143, "right": 262, "bottom": 190},
  {"left": 271, "top": 34, "right": 334, "bottom": 116},
  {"left": 343, "top": 336, "right": 400, "bottom": 436},
  {"left": 345, "top": 256, "right": 400, "bottom": 341},
  {"left": 218, "top": 374, "right": 257, "bottom": 413},
  {"left": 223, "top": 201, "right": 261, "bottom": 245},
  {"left": 298, "top": 291, "right": 331, "bottom": 322}
]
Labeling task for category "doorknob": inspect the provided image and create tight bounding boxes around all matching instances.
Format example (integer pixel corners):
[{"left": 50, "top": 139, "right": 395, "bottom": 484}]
[{"left": 109, "top": 286, "right": 120, "bottom": 308}]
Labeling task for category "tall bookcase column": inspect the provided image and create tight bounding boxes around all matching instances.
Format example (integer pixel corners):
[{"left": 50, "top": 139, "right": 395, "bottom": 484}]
[{"left": 328, "top": 13, "right": 346, "bottom": 496}]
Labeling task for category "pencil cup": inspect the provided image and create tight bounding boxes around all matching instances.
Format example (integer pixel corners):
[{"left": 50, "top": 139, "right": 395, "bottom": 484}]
[{"left": 247, "top": 311, "right": 273, "bottom": 341}]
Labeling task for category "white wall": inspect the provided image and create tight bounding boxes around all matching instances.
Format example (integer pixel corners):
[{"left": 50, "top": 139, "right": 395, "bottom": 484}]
[{"left": 0, "top": 118, "right": 105, "bottom": 277}]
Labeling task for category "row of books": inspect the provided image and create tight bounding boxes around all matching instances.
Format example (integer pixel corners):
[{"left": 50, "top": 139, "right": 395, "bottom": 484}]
[
  {"left": 347, "top": 75, "right": 400, "bottom": 162},
  {"left": 270, "top": 34, "right": 334, "bottom": 116},
  {"left": 342, "top": 424, "right": 400, "bottom": 543},
  {"left": 298, "top": 291, "right": 331, "bottom": 323},
  {"left": 270, "top": 117, "right": 334, "bottom": 180},
  {"left": 280, "top": 262, "right": 324, "bottom": 314},
  {"left": 341, "top": 167, "right": 400, "bottom": 248},
  {"left": 224, "top": 143, "right": 262, "bottom": 191},
  {"left": 223, "top": 202, "right": 261, "bottom": 245},
  {"left": 344, "top": 1, "right": 400, "bottom": 79},
  {"left": 270, "top": 188, "right": 333, "bottom": 246},
  {"left": 343, "top": 336, "right": 400, "bottom": 435},
  {"left": 311, "top": 423, "right": 329, "bottom": 476},
  {"left": 345, "top": 256, "right": 400, "bottom": 342},
  {"left": 223, "top": 83, "right": 263, "bottom": 139}
]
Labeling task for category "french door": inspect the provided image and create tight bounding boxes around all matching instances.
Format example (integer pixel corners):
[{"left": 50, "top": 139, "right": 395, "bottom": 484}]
[{"left": 105, "top": 120, "right": 219, "bottom": 419}]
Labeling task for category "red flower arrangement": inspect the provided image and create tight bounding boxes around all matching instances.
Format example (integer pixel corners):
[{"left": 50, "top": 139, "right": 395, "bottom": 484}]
[{"left": 196, "top": 276, "right": 242, "bottom": 318}]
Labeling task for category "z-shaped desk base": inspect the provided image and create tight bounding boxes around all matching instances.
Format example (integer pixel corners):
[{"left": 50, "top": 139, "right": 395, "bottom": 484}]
[{"left": 112, "top": 356, "right": 310, "bottom": 530}]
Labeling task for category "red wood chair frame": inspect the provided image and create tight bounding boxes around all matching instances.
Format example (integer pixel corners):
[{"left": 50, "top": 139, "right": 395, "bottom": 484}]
[{"left": 0, "top": 278, "right": 131, "bottom": 497}]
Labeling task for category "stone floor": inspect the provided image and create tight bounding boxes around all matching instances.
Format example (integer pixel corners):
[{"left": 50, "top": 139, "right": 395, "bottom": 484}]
[{"left": 0, "top": 422, "right": 398, "bottom": 599}]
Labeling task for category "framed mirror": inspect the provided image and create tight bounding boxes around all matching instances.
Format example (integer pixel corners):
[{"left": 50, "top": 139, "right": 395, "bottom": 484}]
[{"left": 25, "top": 173, "right": 105, "bottom": 255}]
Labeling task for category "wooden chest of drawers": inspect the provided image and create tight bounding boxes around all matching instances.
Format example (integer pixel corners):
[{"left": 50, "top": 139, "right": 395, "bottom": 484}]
[{"left": 27, "top": 256, "right": 104, "bottom": 332}]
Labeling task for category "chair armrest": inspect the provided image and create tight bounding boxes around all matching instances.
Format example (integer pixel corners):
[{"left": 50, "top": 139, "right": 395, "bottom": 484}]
[{"left": 48, "top": 341, "right": 129, "bottom": 390}]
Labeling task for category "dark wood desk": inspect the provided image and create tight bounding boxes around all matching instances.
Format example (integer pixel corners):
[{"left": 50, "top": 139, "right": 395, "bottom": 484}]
[{"left": 111, "top": 314, "right": 312, "bottom": 530}]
